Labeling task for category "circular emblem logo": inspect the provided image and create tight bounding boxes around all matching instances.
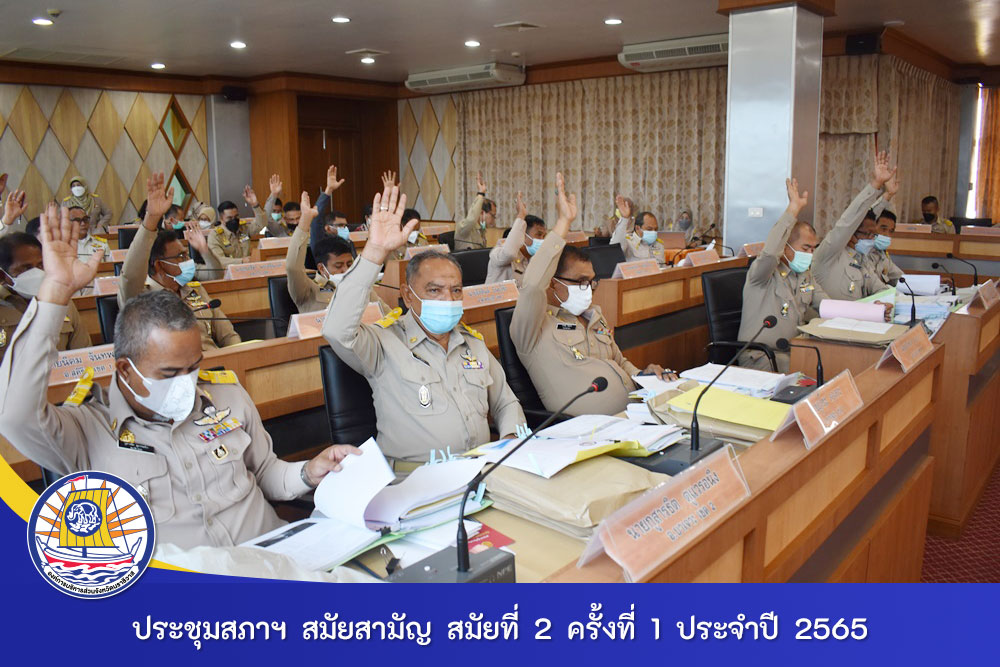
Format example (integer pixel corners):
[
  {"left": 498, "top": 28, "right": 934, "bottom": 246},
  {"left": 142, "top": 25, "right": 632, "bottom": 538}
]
[{"left": 27, "top": 471, "right": 155, "bottom": 599}]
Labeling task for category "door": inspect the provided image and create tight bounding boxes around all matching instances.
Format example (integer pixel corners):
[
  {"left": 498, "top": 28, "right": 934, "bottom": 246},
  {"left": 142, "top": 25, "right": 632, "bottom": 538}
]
[{"left": 298, "top": 127, "right": 363, "bottom": 222}]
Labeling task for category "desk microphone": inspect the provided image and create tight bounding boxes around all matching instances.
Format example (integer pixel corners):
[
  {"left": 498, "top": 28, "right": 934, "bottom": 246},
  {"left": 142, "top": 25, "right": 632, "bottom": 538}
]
[
  {"left": 192, "top": 299, "right": 223, "bottom": 312},
  {"left": 931, "top": 262, "right": 958, "bottom": 296},
  {"left": 776, "top": 337, "right": 824, "bottom": 385},
  {"left": 897, "top": 276, "right": 917, "bottom": 327},
  {"left": 717, "top": 244, "right": 736, "bottom": 258},
  {"left": 946, "top": 253, "right": 979, "bottom": 286},
  {"left": 668, "top": 248, "right": 687, "bottom": 266}
]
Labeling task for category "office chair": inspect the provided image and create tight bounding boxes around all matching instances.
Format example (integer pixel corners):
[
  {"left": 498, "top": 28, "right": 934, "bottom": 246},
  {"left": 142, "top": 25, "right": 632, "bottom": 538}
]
[
  {"left": 493, "top": 306, "right": 567, "bottom": 428},
  {"left": 437, "top": 231, "right": 456, "bottom": 252},
  {"left": 581, "top": 244, "right": 626, "bottom": 279},
  {"left": 117, "top": 226, "right": 138, "bottom": 250},
  {"left": 95, "top": 295, "right": 121, "bottom": 344},
  {"left": 318, "top": 345, "right": 378, "bottom": 445},
  {"left": 588, "top": 236, "right": 611, "bottom": 246},
  {"left": 701, "top": 267, "right": 777, "bottom": 371},
  {"left": 267, "top": 276, "right": 299, "bottom": 338},
  {"left": 452, "top": 248, "right": 492, "bottom": 286}
]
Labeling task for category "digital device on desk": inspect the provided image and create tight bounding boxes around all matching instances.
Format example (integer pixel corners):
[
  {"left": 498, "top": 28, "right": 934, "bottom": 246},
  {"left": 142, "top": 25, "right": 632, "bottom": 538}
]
[{"left": 769, "top": 337, "right": 824, "bottom": 404}]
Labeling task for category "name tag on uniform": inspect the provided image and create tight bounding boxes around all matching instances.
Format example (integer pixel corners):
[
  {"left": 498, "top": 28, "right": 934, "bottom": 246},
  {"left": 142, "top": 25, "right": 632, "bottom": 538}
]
[
  {"left": 197, "top": 417, "right": 243, "bottom": 443},
  {"left": 461, "top": 351, "right": 483, "bottom": 370},
  {"left": 799, "top": 284, "right": 814, "bottom": 293},
  {"left": 118, "top": 441, "right": 155, "bottom": 454},
  {"left": 557, "top": 323, "right": 577, "bottom": 330}
]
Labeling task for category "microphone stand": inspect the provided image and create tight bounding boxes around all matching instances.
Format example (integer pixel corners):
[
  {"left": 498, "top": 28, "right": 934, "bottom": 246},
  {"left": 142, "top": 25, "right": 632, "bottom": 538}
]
[
  {"left": 931, "top": 262, "right": 957, "bottom": 296},
  {"left": 947, "top": 253, "right": 979, "bottom": 286},
  {"left": 898, "top": 277, "right": 918, "bottom": 327}
]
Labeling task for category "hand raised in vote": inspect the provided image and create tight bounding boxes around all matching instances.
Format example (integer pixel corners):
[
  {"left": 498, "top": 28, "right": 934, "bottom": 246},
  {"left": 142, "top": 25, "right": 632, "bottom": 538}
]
[
  {"left": 183, "top": 221, "right": 209, "bottom": 255},
  {"left": 885, "top": 171, "right": 900, "bottom": 200},
  {"left": 477, "top": 171, "right": 487, "bottom": 194},
  {"left": 4, "top": 188, "right": 26, "bottom": 222},
  {"left": 327, "top": 165, "right": 346, "bottom": 194},
  {"left": 37, "top": 202, "right": 104, "bottom": 305},
  {"left": 299, "top": 191, "right": 318, "bottom": 227},
  {"left": 785, "top": 178, "right": 809, "bottom": 216},
  {"left": 243, "top": 184, "right": 259, "bottom": 208},
  {"left": 144, "top": 172, "right": 175, "bottom": 228},
  {"left": 553, "top": 172, "right": 578, "bottom": 237},
  {"left": 380, "top": 170, "right": 396, "bottom": 190},
  {"left": 0, "top": 172, "right": 7, "bottom": 200},
  {"left": 361, "top": 184, "right": 414, "bottom": 264},
  {"left": 516, "top": 191, "right": 527, "bottom": 221},
  {"left": 615, "top": 194, "right": 631, "bottom": 219},
  {"left": 269, "top": 174, "right": 283, "bottom": 197},
  {"left": 304, "top": 444, "right": 363, "bottom": 485},
  {"left": 871, "top": 150, "right": 896, "bottom": 190}
]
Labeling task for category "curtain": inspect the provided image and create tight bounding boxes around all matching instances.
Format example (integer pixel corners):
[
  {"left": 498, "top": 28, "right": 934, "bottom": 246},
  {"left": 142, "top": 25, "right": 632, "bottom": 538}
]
[
  {"left": 454, "top": 67, "right": 727, "bottom": 232},
  {"left": 977, "top": 87, "right": 1000, "bottom": 221}
]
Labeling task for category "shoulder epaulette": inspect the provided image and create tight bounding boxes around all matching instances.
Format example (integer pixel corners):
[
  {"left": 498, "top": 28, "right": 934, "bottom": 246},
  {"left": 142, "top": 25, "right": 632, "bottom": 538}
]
[
  {"left": 214, "top": 227, "right": 225, "bottom": 235},
  {"left": 187, "top": 280, "right": 201, "bottom": 288},
  {"left": 198, "top": 369, "right": 238, "bottom": 384},
  {"left": 63, "top": 367, "right": 95, "bottom": 406},
  {"left": 374, "top": 307, "right": 402, "bottom": 329},
  {"left": 461, "top": 322, "right": 484, "bottom": 341}
]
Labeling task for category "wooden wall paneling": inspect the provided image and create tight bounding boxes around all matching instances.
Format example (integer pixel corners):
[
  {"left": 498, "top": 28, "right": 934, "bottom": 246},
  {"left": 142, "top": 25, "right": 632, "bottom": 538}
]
[
  {"left": 717, "top": 0, "right": 837, "bottom": 17},
  {"left": 249, "top": 91, "right": 300, "bottom": 202},
  {"left": 865, "top": 458, "right": 935, "bottom": 582}
]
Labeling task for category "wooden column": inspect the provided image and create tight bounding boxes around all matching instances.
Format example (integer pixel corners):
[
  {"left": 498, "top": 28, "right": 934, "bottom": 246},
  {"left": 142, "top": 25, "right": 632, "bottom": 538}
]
[{"left": 249, "top": 91, "right": 300, "bottom": 199}]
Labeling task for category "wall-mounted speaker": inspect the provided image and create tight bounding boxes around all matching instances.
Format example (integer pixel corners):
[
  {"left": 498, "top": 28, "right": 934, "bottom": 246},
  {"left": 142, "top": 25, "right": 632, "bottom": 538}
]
[
  {"left": 221, "top": 85, "right": 248, "bottom": 101},
  {"left": 845, "top": 32, "right": 880, "bottom": 56}
]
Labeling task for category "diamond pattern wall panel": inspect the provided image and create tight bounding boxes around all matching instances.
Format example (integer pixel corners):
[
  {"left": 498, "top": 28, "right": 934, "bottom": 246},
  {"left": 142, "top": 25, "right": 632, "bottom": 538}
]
[
  {"left": 398, "top": 96, "right": 460, "bottom": 220},
  {"left": 8, "top": 88, "right": 48, "bottom": 159},
  {"left": 49, "top": 90, "right": 87, "bottom": 158},
  {"left": 124, "top": 94, "right": 158, "bottom": 159},
  {"left": 34, "top": 129, "right": 70, "bottom": 194}
]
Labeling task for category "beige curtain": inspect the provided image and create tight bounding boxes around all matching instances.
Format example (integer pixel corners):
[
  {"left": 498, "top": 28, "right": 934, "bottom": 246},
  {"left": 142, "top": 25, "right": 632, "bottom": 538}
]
[
  {"left": 454, "top": 67, "right": 727, "bottom": 232},
  {"left": 976, "top": 87, "right": 1000, "bottom": 221}
]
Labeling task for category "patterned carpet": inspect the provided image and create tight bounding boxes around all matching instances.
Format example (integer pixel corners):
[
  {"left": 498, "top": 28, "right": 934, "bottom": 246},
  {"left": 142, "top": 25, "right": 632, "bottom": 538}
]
[{"left": 921, "top": 463, "right": 1000, "bottom": 582}]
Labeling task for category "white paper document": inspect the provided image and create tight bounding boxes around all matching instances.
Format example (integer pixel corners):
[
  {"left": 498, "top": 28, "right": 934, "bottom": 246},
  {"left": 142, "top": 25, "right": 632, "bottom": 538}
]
[
  {"left": 364, "top": 458, "right": 485, "bottom": 528},
  {"left": 820, "top": 317, "right": 893, "bottom": 335},
  {"left": 898, "top": 274, "right": 942, "bottom": 296},
  {"left": 477, "top": 437, "right": 620, "bottom": 479},
  {"left": 630, "top": 375, "right": 687, "bottom": 397},
  {"left": 626, "top": 403, "right": 658, "bottom": 424},
  {"left": 679, "top": 363, "right": 796, "bottom": 398}
]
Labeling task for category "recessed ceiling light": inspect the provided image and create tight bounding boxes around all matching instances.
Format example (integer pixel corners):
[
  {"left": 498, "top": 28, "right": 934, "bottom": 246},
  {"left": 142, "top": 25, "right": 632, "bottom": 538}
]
[
  {"left": 230, "top": 40, "right": 247, "bottom": 49},
  {"left": 605, "top": 18, "right": 623, "bottom": 26},
  {"left": 151, "top": 62, "right": 166, "bottom": 70},
  {"left": 361, "top": 56, "right": 376, "bottom": 64},
  {"left": 332, "top": 16, "right": 350, "bottom": 24},
  {"left": 32, "top": 17, "right": 53, "bottom": 26},
  {"left": 465, "top": 40, "right": 481, "bottom": 48}
]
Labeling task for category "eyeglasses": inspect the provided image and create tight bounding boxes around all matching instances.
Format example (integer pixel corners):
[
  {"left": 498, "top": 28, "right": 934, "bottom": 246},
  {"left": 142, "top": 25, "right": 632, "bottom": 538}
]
[
  {"left": 162, "top": 251, "right": 191, "bottom": 262},
  {"left": 853, "top": 230, "right": 876, "bottom": 240},
  {"left": 555, "top": 276, "right": 600, "bottom": 291},
  {"left": 70, "top": 216, "right": 91, "bottom": 224}
]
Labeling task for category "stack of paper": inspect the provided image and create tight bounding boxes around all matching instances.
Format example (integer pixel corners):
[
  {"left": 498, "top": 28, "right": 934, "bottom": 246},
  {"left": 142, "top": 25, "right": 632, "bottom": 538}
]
[
  {"left": 679, "top": 363, "right": 797, "bottom": 399},
  {"left": 629, "top": 375, "right": 687, "bottom": 399},
  {"left": 365, "top": 457, "right": 486, "bottom": 530},
  {"left": 538, "top": 414, "right": 685, "bottom": 457},
  {"left": 384, "top": 520, "right": 483, "bottom": 569},
  {"left": 649, "top": 385, "right": 790, "bottom": 444},
  {"left": 820, "top": 317, "right": 894, "bottom": 335},
  {"left": 898, "top": 274, "right": 942, "bottom": 296},
  {"left": 626, "top": 402, "right": 657, "bottom": 424}
]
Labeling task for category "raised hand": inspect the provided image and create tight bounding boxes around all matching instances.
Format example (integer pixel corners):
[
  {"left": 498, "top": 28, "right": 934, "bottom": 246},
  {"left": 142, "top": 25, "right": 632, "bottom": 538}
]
[
  {"left": 4, "top": 189, "right": 27, "bottom": 223},
  {"left": 785, "top": 177, "right": 809, "bottom": 215},
  {"left": 183, "top": 221, "right": 209, "bottom": 255},
  {"left": 477, "top": 171, "right": 487, "bottom": 194},
  {"left": 554, "top": 172, "right": 579, "bottom": 238},
  {"left": 885, "top": 171, "right": 900, "bottom": 200},
  {"left": 361, "top": 184, "right": 414, "bottom": 265},
  {"left": 615, "top": 194, "right": 631, "bottom": 219},
  {"left": 143, "top": 172, "right": 175, "bottom": 229},
  {"left": 243, "top": 184, "right": 259, "bottom": 208},
  {"left": 37, "top": 202, "right": 104, "bottom": 305},
  {"left": 871, "top": 150, "right": 896, "bottom": 189},
  {"left": 299, "top": 190, "right": 318, "bottom": 228},
  {"left": 516, "top": 191, "right": 527, "bottom": 220},
  {"left": 327, "top": 165, "right": 346, "bottom": 194},
  {"left": 269, "top": 174, "right": 283, "bottom": 197},
  {"left": 380, "top": 170, "right": 396, "bottom": 189}
]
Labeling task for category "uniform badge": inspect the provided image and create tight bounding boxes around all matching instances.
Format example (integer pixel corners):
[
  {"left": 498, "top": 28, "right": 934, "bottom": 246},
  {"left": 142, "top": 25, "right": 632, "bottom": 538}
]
[
  {"left": 571, "top": 347, "right": 585, "bottom": 360},
  {"left": 557, "top": 323, "right": 576, "bottom": 330},
  {"left": 418, "top": 384, "right": 431, "bottom": 408},
  {"left": 211, "top": 444, "right": 229, "bottom": 461},
  {"left": 0, "top": 327, "right": 7, "bottom": 348},
  {"left": 119, "top": 428, "right": 136, "bottom": 444},
  {"left": 461, "top": 351, "right": 483, "bottom": 370},
  {"left": 194, "top": 405, "right": 231, "bottom": 426},
  {"left": 849, "top": 281, "right": 856, "bottom": 293},
  {"left": 781, "top": 302, "right": 790, "bottom": 317},
  {"left": 197, "top": 417, "right": 242, "bottom": 443}
]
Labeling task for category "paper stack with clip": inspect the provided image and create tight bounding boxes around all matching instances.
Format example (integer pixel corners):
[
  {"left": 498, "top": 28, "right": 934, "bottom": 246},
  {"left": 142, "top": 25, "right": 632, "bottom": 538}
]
[
  {"left": 679, "top": 363, "right": 798, "bottom": 399},
  {"left": 648, "top": 385, "right": 790, "bottom": 445}
]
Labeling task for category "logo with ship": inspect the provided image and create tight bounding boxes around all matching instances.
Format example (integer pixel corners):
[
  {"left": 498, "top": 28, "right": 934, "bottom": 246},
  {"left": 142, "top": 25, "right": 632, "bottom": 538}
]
[{"left": 27, "top": 471, "right": 155, "bottom": 598}]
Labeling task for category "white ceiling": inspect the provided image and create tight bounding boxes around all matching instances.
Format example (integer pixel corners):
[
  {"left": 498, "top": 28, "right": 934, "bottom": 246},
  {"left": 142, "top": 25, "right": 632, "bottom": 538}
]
[{"left": 0, "top": 0, "right": 996, "bottom": 82}]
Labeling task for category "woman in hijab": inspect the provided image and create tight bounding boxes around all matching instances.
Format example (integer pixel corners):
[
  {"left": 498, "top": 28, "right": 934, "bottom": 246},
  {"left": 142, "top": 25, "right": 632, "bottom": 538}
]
[
  {"left": 672, "top": 206, "right": 696, "bottom": 245},
  {"left": 62, "top": 176, "right": 112, "bottom": 234}
]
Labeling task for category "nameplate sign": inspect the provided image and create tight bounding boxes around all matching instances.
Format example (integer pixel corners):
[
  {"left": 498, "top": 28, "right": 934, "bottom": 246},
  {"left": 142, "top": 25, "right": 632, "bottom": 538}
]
[
  {"left": 565, "top": 231, "right": 588, "bottom": 244},
  {"left": 110, "top": 249, "right": 128, "bottom": 263},
  {"left": 612, "top": 259, "right": 661, "bottom": 280},
  {"left": 223, "top": 260, "right": 286, "bottom": 280},
  {"left": 420, "top": 223, "right": 453, "bottom": 237},
  {"left": 349, "top": 231, "right": 369, "bottom": 242},
  {"left": 684, "top": 249, "right": 721, "bottom": 267},
  {"left": 259, "top": 236, "right": 292, "bottom": 250},
  {"left": 968, "top": 279, "right": 1000, "bottom": 314},
  {"left": 770, "top": 370, "right": 864, "bottom": 450},
  {"left": 462, "top": 280, "right": 519, "bottom": 308},
  {"left": 286, "top": 302, "right": 381, "bottom": 339},
  {"left": 578, "top": 445, "right": 750, "bottom": 582},
  {"left": 738, "top": 242, "right": 766, "bottom": 258},
  {"left": 895, "top": 224, "right": 932, "bottom": 234},
  {"left": 959, "top": 225, "right": 1000, "bottom": 236},
  {"left": 92, "top": 276, "right": 120, "bottom": 296},
  {"left": 49, "top": 344, "right": 116, "bottom": 384},
  {"left": 877, "top": 324, "right": 934, "bottom": 373},
  {"left": 406, "top": 244, "right": 449, "bottom": 259}
]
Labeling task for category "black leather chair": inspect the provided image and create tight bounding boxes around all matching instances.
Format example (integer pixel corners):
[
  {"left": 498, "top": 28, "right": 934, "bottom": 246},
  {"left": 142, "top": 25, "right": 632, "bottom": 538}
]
[
  {"left": 588, "top": 236, "right": 611, "bottom": 246},
  {"left": 453, "top": 248, "right": 492, "bottom": 286},
  {"left": 96, "top": 295, "right": 120, "bottom": 343},
  {"left": 701, "top": 267, "right": 777, "bottom": 370},
  {"left": 117, "top": 226, "right": 138, "bottom": 250},
  {"left": 319, "top": 345, "right": 378, "bottom": 445},
  {"left": 493, "top": 306, "right": 565, "bottom": 428},
  {"left": 267, "top": 276, "right": 298, "bottom": 338},
  {"left": 581, "top": 244, "right": 626, "bottom": 279},
  {"left": 437, "top": 230, "right": 456, "bottom": 252}
]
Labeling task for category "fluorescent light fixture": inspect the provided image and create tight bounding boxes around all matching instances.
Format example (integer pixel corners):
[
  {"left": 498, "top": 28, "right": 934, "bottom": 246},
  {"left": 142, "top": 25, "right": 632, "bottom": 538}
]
[
  {"left": 465, "top": 40, "right": 481, "bottom": 47},
  {"left": 361, "top": 56, "right": 376, "bottom": 64},
  {"left": 32, "top": 17, "right": 54, "bottom": 26},
  {"left": 151, "top": 62, "right": 166, "bottom": 70},
  {"left": 605, "top": 18, "right": 623, "bottom": 25},
  {"left": 332, "top": 16, "right": 350, "bottom": 23},
  {"left": 230, "top": 40, "right": 247, "bottom": 49}
]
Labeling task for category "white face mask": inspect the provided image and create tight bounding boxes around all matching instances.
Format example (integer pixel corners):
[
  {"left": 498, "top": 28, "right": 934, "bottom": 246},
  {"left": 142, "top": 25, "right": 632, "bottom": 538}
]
[
  {"left": 554, "top": 279, "right": 593, "bottom": 316},
  {"left": 198, "top": 219, "right": 213, "bottom": 230},
  {"left": 407, "top": 230, "right": 419, "bottom": 245},
  {"left": 121, "top": 358, "right": 198, "bottom": 422},
  {"left": 71, "top": 185, "right": 86, "bottom": 198},
  {"left": 5, "top": 267, "right": 45, "bottom": 298}
]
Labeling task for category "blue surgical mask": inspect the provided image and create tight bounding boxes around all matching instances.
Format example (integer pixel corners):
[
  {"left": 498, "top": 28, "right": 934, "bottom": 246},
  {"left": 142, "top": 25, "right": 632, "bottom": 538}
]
[
  {"left": 414, "top": 296, "right": 464, "bottom": 335},
  {"left": 525, "top": 237, "right": 543, "bottom": 256},
  {"left": 164, "top": 258, "right": 197, "bottom": 286},
  {"left": 170, "top": 219, "right": 185, "bottom": 230},
  {"left": 641, "top": 230, "right": 658, "bottom": 246},
  {"left": 874, "top": 234, "right": 891, "bottom": 251},
  {"left": 337, "top": 226, "right": 351, "bottom": 240},
  {"left": 854, "top": 238, "right": 875, "bottom": 255},
  {"left": 271, "top": 212, "right": 282, "bottom": 222},
  {"left": 786, "top": 244, "right": 812, "bottom": 274},
  {"left": 480, "top": 220, "right": 487, "bottom": 231}
]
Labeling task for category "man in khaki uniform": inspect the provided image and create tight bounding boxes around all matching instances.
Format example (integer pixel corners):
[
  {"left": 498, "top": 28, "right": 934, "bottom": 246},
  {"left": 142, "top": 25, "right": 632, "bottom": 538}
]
[
  {"left": 486, "top": 192, "right": 545, "bottom": 286},
  {"left": 915, "top": 195, "right": 955, "bottom": 234},
  {"left": 67, "top": 207, "right": 110, "bottom": 260},
  {"left": 0, "top": 207, "right": 359, "bottom": 549},
  {"left": 1, "top": 231, "right": 91, "bottom": 351},
  {"left": 455, "top": 172, "right": 492, "bottom": 250},
  {"left": 207, "top": 186, "right": 268, "bottom": 267},
  {"left": 390, "top": 209, "right": 430, "bottom": 260},
  {"left": 511, "top": 175, "right": 668, "bottom": 417},
  {"left": 866, "top": 209, "right": 904, "bottom": 286},
  {"left": 812, "top": 152, "right": 896, "bottom": 301},
  {"left": 739, "top": 179, "right": 829, "bottom": 372},
  {"left": 119, "top": 173, "right": 240, "bottom": 351},
  {"left": 610, "top": 196, "right": 667, "bottom": 266},
  {"left": 323, "top": 184, "right": 524, "bottom": 467}
]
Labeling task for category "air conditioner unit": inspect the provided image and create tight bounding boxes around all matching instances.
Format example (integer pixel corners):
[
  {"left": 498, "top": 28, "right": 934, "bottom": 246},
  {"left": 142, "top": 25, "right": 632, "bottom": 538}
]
[
  {"left": 405, "top": 63, "right": 525, "bottom": 93},
  {"left": 618, "top": 34, "right": 729, "bottom": 73}
]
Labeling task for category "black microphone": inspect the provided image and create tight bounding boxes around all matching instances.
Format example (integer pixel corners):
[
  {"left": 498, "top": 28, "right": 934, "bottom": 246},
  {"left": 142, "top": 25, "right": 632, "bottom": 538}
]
[
  {"left": 668, "top": 248, "right": 686, "bottom": 266},
  {"left": 192, "top": 299, "right": 223, "bottom": 312},
  {"left": 776, "top": 337, "right": 824, "bottom": 385},
  {"left": 897, "top": 277, "right": 917, "bottom": 327},
  {"left": 931, "top": 262, "right": 957, "bottom": 296},
  {"left": 946, "top": 253, "right": 979, "bottom": 286},
  {"left": 455, "top": 377, "right": 608, "bottom": 574},
  {"left": 717, "top": 244, "right": 736, "bottom": 257}
]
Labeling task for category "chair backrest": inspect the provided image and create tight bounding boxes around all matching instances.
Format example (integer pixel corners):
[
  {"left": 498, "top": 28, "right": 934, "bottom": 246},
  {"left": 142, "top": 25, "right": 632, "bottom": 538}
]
[
  {"left": 267, "top": 276, "right": 298, "bottom": 338},
  {"left": 96, "top": 295, "right": 121, "bottom": 343},
  {"left": 588, "top": 236, "right": 611, "bottom": 246},
  {"left": 581, "top": 244, "right": 626, "bottom": 279},
  {"left": 702, "top": 266, "right": 749, "bottom": 363},
  {"left": 118, "top": 227, "right": 138, "bottom": 250},
  {"left": 319, "top": 345, "right": 378, "bottom": 445},
  {"left": 951, "top": 217, "right": 993, "bottom": 232},
  {"left": 453, "top": 247, "right": 492, "bottom": 286},
  {"left": 437, "top": 230, "right": 456, "bottom": 252},
  {"left": 493, "top": 306, "right": 547, "bottom": 412}
]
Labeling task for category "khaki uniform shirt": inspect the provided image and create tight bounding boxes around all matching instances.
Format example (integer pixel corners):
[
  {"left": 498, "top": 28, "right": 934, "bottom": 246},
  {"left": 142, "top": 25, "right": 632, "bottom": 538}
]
[
  {"left": 207, "top": 207, "right": 266, "bottom": 267},
  {"left": 812, "top": 184, "right": 886, "bottom": 300},
  {"left": 511, "top": 234, "right": 640, "bottom": 416},
  {"left": 610, "top": 218, "right": 667, "bottom": 266},
  {"left": 739, "top": 210, "right": 829, "bottom": 373},
  {"left": 391, "top": 232, "right": 430, "bottom": 261},
  {"left": 486, "top": 217, "right": 530, "bottom": 286},
  {"left": 119, "top": 226, "right": 241, "bottom": 350},
  {"left": 864, "top": 250, "right": 903, "bottom": 286},
  {"left": 62, "top": 194, "right": 113, "bottom": 235},
  {"left": 77, "top": 234, "right": 110, "bottom": 260},
  {"left": 1, "top": 285, "right": 90, "bottom": 351},
  {"left": 322, "top": 257, "right": 524, "bottom": 461},
  {"left": 918, "top": 217, "right": 956, "bottom": 235},
  {"left": 0, "top": 300, "right": 310, "bottom": 549},
  {"left": 455, "top": 194, "right": 488, "bottom": 250}
]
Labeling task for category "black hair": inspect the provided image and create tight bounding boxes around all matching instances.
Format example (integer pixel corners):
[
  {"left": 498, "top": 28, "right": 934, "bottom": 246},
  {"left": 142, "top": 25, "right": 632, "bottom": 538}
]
[
  {"left": 789, "top": 220, "right": 817, "bottom": 244},
  {"left": 877, "top": 210, "right": 898, "bottom": 223},
  {"left": 283, "top": 202, "right": 301, "bottom": 213},
  {"left": 556, "top": 244, "right": 592, "bottom": 277},
  {"left": 502, "top": 227, "right": 512, "bottom": 239},
  {"left": 362, "top": 204, "right": 373, "bottom": 218},
  {"left": 165, "top": 204, "right": 183, "bottom": 220},
  {"left": 25, "top": 217, "right": 40, "bottom": 238},
  {"left": 634, "top": 211, "right": 653, "bottom": 230},
  {"left": 137, "top": 200, "right": 148, "bottom": 220},
  {"left": 401, "top": 208, "right": 421, "bottom": 225},
  {"left": 274, "top": 198, "right": 283, "bottom": 207},
  {"left": 0, "top": 232, "right": 41, "bottom": 272},
  {"left": 524, "top": 215, "right": 546, "bottom": 234},
  {"left": 218, "top": 200, "right": 238, "bottom": 214},
  {"left": 314, "top": 236, "right": 355, "bottom": 266},
  {"left": 330, "top": 210, "right": 347, "bottom": 221},
  {"left": 148, "top": 230, "right": 182, "bottom": 275},
  {"left": 482, "top": 199, "right": 495, "bottom": 214},
  {"left": 921, "top": 196, "right": 939, "bottom": 207},
  {"left": 864, "top": 209, "right": 877, "bottom": 221}
]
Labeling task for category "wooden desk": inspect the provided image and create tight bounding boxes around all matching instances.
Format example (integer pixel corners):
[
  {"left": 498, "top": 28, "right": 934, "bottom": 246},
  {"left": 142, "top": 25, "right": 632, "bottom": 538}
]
[
  {"left": 543, "top": 345, "right": 942, "bottom": 582},
  {"left": 789, "top": 338, "right": 884, "bottom": 378},
  {"left": 888, "top": 231, "right": 1000, "bottom": 286}
]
